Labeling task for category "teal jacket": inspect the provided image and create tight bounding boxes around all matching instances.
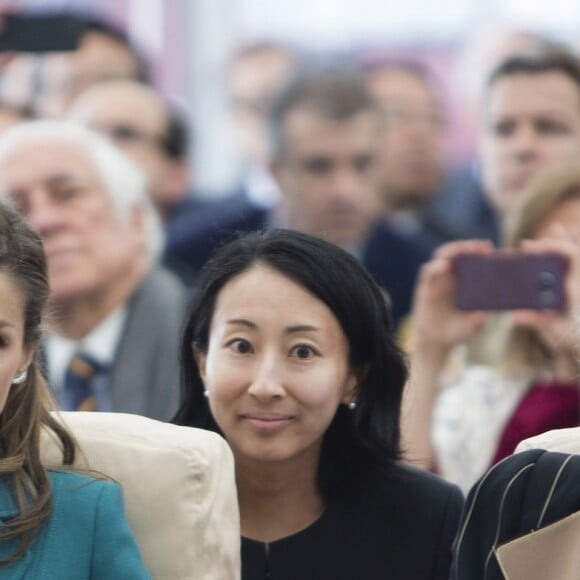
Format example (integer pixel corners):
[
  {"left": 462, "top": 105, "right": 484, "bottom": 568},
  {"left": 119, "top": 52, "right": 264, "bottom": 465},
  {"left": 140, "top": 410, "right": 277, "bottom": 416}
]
[{"left": 0, "top": 471, "right": 151, "bottom": 579}]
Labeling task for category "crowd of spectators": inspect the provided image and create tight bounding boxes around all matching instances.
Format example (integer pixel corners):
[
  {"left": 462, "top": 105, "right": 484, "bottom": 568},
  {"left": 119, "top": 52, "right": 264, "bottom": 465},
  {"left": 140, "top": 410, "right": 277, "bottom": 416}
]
[{"left": 1, "top": 9, "right": 580, "bottom": 579}]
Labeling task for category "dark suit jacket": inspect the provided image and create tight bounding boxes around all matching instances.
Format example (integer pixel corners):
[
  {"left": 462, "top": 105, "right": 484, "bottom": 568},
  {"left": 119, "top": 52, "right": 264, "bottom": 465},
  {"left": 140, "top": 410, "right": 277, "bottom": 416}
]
[
  {"left": 165, "top": 189, "right": 267, "bottom": 283},
  {"left": 242, "top": 464, "right": 463, "bottom": 580},
  {"left": 165, "top": 192, "right": 429, "bottom": 328},
  {"left": 451, "top": 449, "right": 580, "bottom": 580},
  {"left": 424, "top": 164, "right": 500, "bottom": 245},
  {"left": 362, "top": 221, "right": 430, "bottom": 328}
]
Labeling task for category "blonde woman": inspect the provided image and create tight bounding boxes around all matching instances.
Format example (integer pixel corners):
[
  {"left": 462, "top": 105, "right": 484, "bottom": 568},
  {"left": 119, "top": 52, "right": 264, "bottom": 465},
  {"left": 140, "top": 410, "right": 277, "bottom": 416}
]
[{"left": 404, "top": 164, "right": 580, "bottom": 492}]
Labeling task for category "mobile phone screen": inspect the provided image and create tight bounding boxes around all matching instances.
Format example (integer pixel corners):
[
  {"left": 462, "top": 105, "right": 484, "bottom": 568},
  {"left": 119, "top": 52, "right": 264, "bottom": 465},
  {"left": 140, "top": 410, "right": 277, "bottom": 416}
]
[
  {"left": 0, "top": 14, "right": 84, "bottom": 53},
  {"left": 454, "top": 252, "right": 568, "bottom": 311}
]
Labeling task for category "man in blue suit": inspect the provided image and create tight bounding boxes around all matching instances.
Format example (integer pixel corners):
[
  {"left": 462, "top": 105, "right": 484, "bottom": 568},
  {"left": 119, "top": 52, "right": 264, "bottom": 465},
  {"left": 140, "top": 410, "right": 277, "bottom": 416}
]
[{"left": 166, "top": 65, "right": 429, "bottom": 329}]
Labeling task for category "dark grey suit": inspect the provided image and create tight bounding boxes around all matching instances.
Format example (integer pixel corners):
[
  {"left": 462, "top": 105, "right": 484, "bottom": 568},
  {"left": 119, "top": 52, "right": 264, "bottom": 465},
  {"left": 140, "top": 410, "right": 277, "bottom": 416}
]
[
  {"left": 45, "top": 267, "right": 189, "bottom": 421},
  {"left": 110, "top": 267, "right": 189, "bottom": 420}
]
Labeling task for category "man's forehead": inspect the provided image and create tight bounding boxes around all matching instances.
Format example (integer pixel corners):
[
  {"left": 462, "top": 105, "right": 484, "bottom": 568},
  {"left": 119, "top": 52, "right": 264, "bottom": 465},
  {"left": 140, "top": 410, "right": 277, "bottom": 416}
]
[
  {"left": 70, "top": 84, "right": 166, "bottom": 123},
  {"left": 284, "top": 107, "right": 376, "bottom": 137},
  {"left": 0, "top": 141, "right": 98, "bottom": 187},
  {"left": 280, "top": 113, "right": 376, "bottom": 162},
  {"left": 1, "top": 135, "right": 85, "bottom": 157},
  {"left": 369, "top": 69, "right": 437, "bottom": 99},
  {"left": 486, "top": 71, "right": 580, "bottom": 113}
]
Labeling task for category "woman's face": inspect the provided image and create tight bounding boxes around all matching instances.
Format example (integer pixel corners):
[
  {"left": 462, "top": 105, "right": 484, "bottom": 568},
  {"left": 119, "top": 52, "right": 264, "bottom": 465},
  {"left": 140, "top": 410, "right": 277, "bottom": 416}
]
[
  {"left": 0, "top": 270, "right": 32, "bottom": 414},
  {"left": 197, "top": 264, "right": 357, "bottom": 466}
]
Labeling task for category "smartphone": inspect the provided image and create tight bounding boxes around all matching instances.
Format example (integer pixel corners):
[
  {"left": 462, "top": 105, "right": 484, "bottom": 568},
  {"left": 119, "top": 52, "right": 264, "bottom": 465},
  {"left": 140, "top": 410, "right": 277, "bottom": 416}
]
[
  {"left": 454, "top": 251, "right": 568, "bottom": 311},
  {"left": 0, "top": 14, "right": 84, "bottom": 53}
]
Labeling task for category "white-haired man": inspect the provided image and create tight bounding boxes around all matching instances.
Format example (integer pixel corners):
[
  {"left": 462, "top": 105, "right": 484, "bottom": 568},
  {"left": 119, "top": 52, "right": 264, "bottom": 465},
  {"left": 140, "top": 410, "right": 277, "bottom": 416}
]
[{"left": 0, "top": 121, "right": 186, "bottom": 420}]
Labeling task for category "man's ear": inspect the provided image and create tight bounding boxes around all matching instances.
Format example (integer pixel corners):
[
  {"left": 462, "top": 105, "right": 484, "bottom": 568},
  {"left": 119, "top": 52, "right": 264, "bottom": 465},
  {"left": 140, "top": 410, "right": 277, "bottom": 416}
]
[{"left": 193, "top": 345, "right": 207, "bottom": 384}]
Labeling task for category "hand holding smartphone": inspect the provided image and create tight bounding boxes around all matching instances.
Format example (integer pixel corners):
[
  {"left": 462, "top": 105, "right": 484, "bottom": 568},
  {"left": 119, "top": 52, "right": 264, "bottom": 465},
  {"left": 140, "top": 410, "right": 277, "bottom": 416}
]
[{"left": 454, "top": 251, "right": 568, "bottom": 312}]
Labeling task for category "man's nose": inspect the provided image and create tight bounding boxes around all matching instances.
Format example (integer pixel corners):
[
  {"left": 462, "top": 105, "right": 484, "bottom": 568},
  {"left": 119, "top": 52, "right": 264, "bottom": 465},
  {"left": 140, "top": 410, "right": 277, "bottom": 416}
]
[
  {"left": 26, "top": 195, "right": 67, "bottom": 236},
  {"left": 332, "top": 168, "right": 361, "bottom": 204},
  {"left": 510, "top": 125, "right": 539, "bottom": 160}
]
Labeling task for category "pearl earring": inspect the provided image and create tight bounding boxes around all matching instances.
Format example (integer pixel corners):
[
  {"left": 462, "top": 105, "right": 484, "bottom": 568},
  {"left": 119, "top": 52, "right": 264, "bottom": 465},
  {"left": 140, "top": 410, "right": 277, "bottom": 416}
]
[
  {"left": 203, "top": 390, "right": 209, "bottom": 398},
  {"left": 348, "top": 400, "right": 356, "bottom": 411},
  {"left": 12, "top": 370, "right": 27, "bottom": 385}
]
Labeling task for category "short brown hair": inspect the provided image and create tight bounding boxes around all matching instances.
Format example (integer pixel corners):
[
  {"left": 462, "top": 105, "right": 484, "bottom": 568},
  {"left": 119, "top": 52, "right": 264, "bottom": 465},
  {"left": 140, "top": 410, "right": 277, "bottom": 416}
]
[
  {"left": 268, "top": 64, "right": 380, "bottom": 158},
  {"left": 487, "top": 43, "right": 580, "bottom": 98}
]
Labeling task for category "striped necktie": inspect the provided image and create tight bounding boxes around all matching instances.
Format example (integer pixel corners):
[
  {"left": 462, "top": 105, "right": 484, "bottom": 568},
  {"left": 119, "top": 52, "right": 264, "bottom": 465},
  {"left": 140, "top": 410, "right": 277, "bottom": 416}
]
[{"left": 63, "top": 353, "right": 103, "bottom": 411}]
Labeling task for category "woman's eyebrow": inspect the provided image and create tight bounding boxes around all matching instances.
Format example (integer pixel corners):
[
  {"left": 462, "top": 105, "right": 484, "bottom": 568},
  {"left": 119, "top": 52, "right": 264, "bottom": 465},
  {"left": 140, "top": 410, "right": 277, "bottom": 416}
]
[
  {"left": 224, "top": 320, "right": 320, "bottom": 334},
  {"left": 284, "top": 325, "right": 320, "bottom": 335},
  {"left": 226, "top": 318, "right": 258, "bottom": 329}
]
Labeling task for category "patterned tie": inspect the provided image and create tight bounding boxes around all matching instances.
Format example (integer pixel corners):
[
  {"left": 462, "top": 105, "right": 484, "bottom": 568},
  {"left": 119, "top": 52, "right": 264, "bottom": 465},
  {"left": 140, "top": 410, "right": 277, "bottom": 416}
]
[{"left": 63, "top": 353, "right": 103, "bottom": 411}]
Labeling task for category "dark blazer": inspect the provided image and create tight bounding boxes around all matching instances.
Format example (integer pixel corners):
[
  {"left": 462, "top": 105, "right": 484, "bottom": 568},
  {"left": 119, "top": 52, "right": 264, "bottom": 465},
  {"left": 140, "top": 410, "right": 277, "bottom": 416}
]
[
  {"left": 451, "top": 449, "right": 580, "bottom": 580},
  {"left": 165, "top": 189, "right": 268, "bottom": 282},
  {"left": 242, "top": 464, "right": 463, "bottom": 580},
  {"left": 0, "top": 471, "right": 150, "bottom": 579},
  {"left": 362, "top": 221, "right": 430, "bottom": 328},
  {"left": 425, "top": 164, "right": 500, "bottom": 245},
  {"left": 165, "top": 194, "right": 429, "bottom": 328}
]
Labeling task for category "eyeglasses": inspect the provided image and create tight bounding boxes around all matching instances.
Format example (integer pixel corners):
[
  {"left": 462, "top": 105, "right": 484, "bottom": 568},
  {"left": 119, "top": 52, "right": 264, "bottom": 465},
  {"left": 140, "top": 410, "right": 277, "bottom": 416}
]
[{"left": 94, "top": 123, "right": 168, "bottom": 153}]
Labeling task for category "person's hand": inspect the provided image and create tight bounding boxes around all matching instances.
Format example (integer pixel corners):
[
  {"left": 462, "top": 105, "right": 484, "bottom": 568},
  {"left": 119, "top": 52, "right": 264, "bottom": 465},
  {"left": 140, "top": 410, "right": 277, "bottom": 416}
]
[
  {"left": 410, "top": 240, "right": 493, "bottom": 353},
  {"left": 510, "top": 227, "right": 580, "bottom": 356},
  {"left": 403, "top": 239, "right": 493, "bottom": 469}
]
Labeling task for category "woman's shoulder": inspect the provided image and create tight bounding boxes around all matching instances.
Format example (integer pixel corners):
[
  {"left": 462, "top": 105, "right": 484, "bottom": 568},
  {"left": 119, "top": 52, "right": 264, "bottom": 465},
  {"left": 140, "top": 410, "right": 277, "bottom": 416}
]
[
  {"left": 48, "top": 470, "right": 123, "bottom": 511},
  {"left": 321, "top": 465, "right": 463, "bottom": 577},
  {"left": 359, "top": 463, "right": 464, "bottom": 520},
  {"left": 380, "top": 463, "right": 463, "bottom": 500},
  {"left": 45, "top": 471, "right": 132, "bottom": 552},
  {"left": 48, "top": 470, "right": 117, "bottom": 490},
  {"left": 40, "top": 473, "right": 149, "bottom": 578}
]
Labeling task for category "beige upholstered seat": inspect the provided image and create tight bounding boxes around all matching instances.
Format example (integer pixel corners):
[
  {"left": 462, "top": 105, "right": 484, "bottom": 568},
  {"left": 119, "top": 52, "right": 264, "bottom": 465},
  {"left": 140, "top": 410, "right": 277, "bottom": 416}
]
[
  {"left": 515, "top": 426, "right": 580, "bottom": 454},
  {"left": 40, "top": 412, "right": 241, "bottom": 580}
]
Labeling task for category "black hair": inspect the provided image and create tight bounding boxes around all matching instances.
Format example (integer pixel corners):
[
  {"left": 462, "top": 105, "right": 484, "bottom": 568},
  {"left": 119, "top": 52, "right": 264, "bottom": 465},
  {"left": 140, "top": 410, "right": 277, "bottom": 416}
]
[
  {"left": 173, "top": 228, "right": 408, "bottom": 501},
  {"left": 487, "top": 43, "right": 580, "bottom": 94},
  {"left": 78, "top": 13, "right": 150, "bottom": 83},
  {"left": 268, "top": 63, "right": 380, "bottom": 159},
  {"left": 163, "top": 100, "right": 190, "bottom": 159}
]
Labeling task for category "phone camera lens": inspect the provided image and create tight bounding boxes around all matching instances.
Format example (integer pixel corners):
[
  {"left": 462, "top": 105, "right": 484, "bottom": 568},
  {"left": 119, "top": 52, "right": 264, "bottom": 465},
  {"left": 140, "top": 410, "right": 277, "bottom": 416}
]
[{"left": 538, "top": 271, "right": 556, "bottom": 306}]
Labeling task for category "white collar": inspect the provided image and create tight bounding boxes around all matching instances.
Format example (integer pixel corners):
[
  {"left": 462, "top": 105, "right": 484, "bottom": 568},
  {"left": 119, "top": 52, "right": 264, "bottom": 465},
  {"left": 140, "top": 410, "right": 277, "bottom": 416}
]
[
  {"left": 243, "top": 165, "right": 281, "bottom": 209},
  {"left": 45, "top": 306, "right": 128, "bottom": 391}
]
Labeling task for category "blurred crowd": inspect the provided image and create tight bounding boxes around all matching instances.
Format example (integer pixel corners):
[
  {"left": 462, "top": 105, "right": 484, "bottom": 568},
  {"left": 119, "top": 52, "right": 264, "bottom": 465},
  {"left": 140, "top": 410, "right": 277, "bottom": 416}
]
[{"left": 0, "top": 9, "right": 579, "bottom": 494}]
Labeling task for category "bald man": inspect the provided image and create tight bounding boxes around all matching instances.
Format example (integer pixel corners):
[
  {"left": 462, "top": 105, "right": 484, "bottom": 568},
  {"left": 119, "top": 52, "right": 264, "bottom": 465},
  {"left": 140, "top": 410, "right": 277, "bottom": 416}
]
[{"left": 67, "top": 80, "right": 191, "bottom": 222}]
